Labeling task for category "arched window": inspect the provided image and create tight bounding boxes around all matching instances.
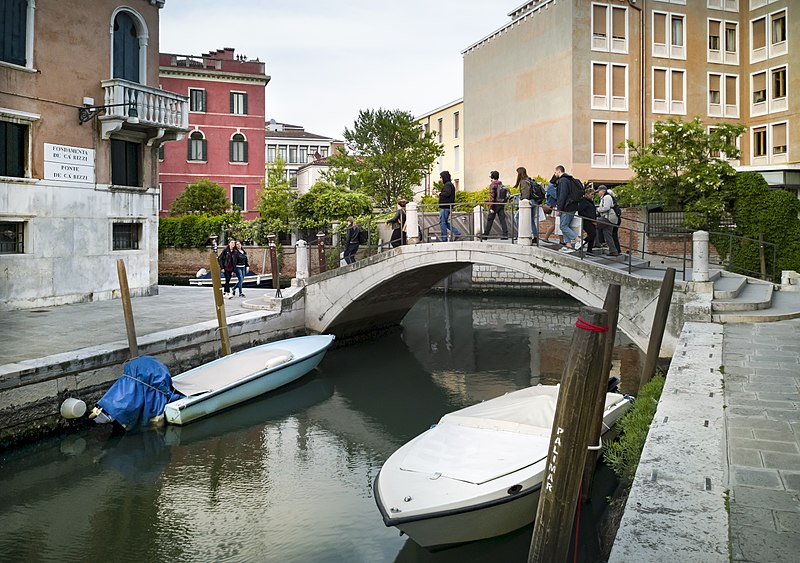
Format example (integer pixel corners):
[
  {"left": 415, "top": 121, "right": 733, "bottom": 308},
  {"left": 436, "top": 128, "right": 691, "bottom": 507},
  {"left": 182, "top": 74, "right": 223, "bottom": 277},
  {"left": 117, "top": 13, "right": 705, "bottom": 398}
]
[
  {"left": 113, "top": 11, "right": 140, "bottom": 82},
  {"left": 187, "top": 131, "right": 206, "bottom": 161},
  {"left": 230, "top": 133, "right": 248, "bottom": 163}
]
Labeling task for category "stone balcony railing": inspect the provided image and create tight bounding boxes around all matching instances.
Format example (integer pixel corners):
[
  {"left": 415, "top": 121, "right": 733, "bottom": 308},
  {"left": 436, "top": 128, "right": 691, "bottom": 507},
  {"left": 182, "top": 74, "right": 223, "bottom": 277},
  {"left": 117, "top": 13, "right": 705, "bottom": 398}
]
[{"left": 98, "top": 78, "right": 189, "bottom": 140}]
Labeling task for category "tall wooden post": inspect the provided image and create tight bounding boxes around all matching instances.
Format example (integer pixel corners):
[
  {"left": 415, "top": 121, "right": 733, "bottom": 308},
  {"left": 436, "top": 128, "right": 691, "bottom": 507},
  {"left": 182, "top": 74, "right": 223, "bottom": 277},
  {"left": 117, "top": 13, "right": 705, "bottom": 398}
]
[
  {"left": 758, "top": 234, "right": 767, "bottom": 280},
  {"left": 637, "top": 267, "right": 675, "bottom": 394},
  {"left": 580, "top": 284, "right": 621, "bottom": 502},
  {"left": 268, "top": 233, "right": 282, "bottom": 298},
  {"left": 209, "top": 252, "right": 231, "bottom": 357},
  {"left": 316, "top": 232, "right": 326, "bottom": 273},
  {"left": 116, "top": 259, "right": 139, "bottom": 359},
  {"left": 529, "top": 306, "right": 609, "bottom": 563}
]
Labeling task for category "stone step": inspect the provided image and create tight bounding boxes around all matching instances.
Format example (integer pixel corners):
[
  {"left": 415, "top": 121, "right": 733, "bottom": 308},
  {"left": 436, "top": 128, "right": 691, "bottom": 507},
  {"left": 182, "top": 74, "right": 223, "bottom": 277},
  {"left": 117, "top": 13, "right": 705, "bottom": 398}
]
[
  {"left": 712, "top": 289, "right": 800, "bottom": 323},
  {"left": 588, "top": 253, "right": 650, "bottom": 272},
  {"left": 713, "top": 273, "right": 748, "bottom": 299},
  {"left": 711, "top": 281, "right": 773, "bottom": 312}
]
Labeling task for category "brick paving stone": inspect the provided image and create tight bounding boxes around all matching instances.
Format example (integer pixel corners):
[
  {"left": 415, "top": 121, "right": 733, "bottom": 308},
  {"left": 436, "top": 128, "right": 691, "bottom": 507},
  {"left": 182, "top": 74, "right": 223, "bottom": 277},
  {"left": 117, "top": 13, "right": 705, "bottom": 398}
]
[
  {"left": 730, "top": 505, "right": 776, "bottom": 530},
  {"left": 781, "top": 471, "right": 800, "bottom": 491},
  {"left": 733, "top": 467, "right": 784, "bottom": 489},
  {"left": 728, "top": 426, "right": 755, "bottom": 439},
  {"left": 756, "top": 392, "right": 800, "bottom": 402},
  {"left": 733, "top": 399, "right": 799, "bottom": 409},
  {"left": 761, "top": 451, "right": 800, "bottom": 469},
  {"left": 732, "top": 486, "right": 799, "bottom": 511},
  {"left": 730, "top": 437, "right": 799, "bottom": 453},
  {"left": 775, "top": 511, "right": 800, "bottom": 533},
  {"left": 753, "top": 428, "right": 798, "bottom": 442},
  {"left": 730, "top": 448, "right": 763, "bottom": 467},
  {"left": 727, "top": 406, "right": 768, "bottom": 417},
  {"left": 727, "top": 418, "right": 792, "bottom": 431},
  {"left": 730, "top": 524, "right": 800, "bottom": 563}
]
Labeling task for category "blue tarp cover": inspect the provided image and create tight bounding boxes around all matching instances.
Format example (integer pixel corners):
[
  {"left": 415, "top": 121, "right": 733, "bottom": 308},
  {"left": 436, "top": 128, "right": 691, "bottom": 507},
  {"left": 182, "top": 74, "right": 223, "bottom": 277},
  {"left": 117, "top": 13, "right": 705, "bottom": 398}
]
[{"left": 97, "top": 356, "right": 181, "bottom": 429}]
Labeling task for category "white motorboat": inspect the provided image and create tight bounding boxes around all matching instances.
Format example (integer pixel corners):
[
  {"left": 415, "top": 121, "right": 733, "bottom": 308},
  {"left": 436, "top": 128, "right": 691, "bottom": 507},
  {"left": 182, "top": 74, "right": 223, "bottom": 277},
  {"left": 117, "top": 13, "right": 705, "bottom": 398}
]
[{"left": 373, "top": 385, "right": 632, "bottom": 549}]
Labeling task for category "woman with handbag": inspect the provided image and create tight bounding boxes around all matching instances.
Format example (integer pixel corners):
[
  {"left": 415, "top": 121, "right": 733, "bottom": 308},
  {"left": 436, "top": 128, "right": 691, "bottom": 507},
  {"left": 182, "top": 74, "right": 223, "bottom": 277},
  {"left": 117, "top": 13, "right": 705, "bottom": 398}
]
[{"left": 387, "top": 200, "right": 407, "bottom": 248}]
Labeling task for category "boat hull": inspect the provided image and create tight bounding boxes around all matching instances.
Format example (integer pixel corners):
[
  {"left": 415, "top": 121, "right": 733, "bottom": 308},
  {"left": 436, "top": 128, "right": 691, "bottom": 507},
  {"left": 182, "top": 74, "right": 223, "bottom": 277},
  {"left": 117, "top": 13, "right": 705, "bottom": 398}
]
[{"left": 164, "top": 335, "right": 334, "bottom": 426}]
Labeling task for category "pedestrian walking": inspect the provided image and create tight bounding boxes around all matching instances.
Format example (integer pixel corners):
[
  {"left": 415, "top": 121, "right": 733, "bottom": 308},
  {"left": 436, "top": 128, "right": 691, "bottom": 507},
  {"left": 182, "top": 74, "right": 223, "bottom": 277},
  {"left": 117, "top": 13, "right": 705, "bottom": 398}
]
[
  {"left": 596, "top": 185, "right": 620, "bottom": 256},
  {"left": 217, "top": 239, "right": 236, "bottom": 296},
  {"left": 514, "top": 167, "right": 545, "bottom": 243},
  {"left": 577, "top": 188, "right": 597, "bottom": 254},
  {"left": 388, "top": 200, "right": 407, "bottom": 248},
  {"left": 554, "top": 165, "right": 581, "bottom": 251},
  {"left": 483, "top": 170, "right": 509, "bottom": 239},
  {"left": 438, "top": 171, "right": 461, "bottom": 241},
  {"left": 343, "top": 216, "right": 362, "bottom": 264},
  {"left": 233, "top": 240, "right": 249, "bottom": 298}
]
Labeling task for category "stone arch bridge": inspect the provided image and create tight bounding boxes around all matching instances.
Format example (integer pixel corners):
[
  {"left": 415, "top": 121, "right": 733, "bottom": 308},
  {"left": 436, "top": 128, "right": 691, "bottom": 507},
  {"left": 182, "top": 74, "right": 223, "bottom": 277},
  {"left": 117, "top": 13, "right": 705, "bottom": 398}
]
[{"left": 302, "top": 242, "right": 693, "bottom": 356}]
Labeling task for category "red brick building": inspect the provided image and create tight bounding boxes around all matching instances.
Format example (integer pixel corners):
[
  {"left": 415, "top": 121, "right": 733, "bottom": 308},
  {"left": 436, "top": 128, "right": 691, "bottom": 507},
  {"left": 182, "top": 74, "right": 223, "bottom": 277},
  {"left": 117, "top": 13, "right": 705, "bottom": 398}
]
[{"left": 159, "top": 48, "right": 270, "bottom": 219}]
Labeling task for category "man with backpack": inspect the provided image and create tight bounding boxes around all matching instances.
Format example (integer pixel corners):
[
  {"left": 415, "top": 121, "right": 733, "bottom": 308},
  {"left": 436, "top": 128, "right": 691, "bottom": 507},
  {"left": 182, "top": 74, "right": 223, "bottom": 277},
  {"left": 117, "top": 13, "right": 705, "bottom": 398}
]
[
  {"left": 343, "top": 216, "right": 363, "bottom": 264},
  {"left": 482, "top": 170, "right": 509, "bottom": 239},
  {"left": 438, "top": 171, "right": 461, "bottom": 241},
  {"left": 596, "top": 185, "right": 620, "bottom": 256},
  {"left": 554, "top": 165, "right": 582, "bottom": 251}
]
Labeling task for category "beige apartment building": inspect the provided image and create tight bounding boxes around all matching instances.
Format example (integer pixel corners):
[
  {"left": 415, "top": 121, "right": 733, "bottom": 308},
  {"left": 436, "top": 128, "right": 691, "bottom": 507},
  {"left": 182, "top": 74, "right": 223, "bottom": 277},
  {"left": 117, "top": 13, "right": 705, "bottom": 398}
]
[
  {"left": 1, "top": 0, "right": 188, "bottom": 309},
  {"left": 417, "top": 99, "right": 464, "bottom": 195},
  {"left": 462, "top": 0, "right": 798, "bottom": 194}
]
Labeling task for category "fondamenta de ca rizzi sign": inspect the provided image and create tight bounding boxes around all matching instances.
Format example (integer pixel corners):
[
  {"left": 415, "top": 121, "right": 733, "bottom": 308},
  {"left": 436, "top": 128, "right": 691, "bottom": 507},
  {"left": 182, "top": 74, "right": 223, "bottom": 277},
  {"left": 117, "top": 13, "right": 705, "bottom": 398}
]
[{"left": 44, "top": 143, "right": 95, "bottom": 184}]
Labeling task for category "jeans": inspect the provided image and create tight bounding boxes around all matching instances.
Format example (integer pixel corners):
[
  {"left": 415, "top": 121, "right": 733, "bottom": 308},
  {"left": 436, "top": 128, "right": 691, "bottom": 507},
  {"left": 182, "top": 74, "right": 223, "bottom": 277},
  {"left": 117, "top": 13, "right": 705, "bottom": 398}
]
[
  {"left": 559, "top": 212, "right": 578, "bottom": 244},
  {"left": 223, "top": 270, "right": 233, "bottom": 293},
  {"left": 234, "top": 265, "right": 246, "bottom": 295},
  {"left": 439, "top": 208, "right": 461, "bottom": 240},
  {"left": 344, "top": 243, "right": 359, "bottom": 264}
]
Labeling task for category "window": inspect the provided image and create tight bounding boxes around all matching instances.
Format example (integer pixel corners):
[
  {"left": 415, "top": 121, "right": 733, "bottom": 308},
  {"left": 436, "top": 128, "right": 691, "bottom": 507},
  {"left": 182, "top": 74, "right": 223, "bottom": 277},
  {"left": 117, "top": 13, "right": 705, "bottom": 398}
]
[
  {"left": 158, "top": 144, "right": 164, "bottom": 161},
  {"left": 771, "top": 10, "right": 786, "bottom": 57},
  {"left": 592, "top": 3, "right": 627, "bottom": 53},
  {"left": 289, "top": 145, "right": 297, "bottom": 164},
  {"left": 230, "top": 133, "right": 247, "bottom": 163},
  {"left": 113, "top": 11, "right": 140, "bottom": 83},
  {"left": 299, "top": 146, "right": 307, "bottom": 163},
  {"left": 230, "top": 92, "right": 247, "bottom": 115},
  {"left": 591, "top": 121, "right": 628, "bottom": 168},
  {"left": 110, "top": 139, "right": 141, "bottom": 187},
  {"left": 453, "top": 111, "right": 460, "bottom": 139},
  {"left": 708, "top": 0, "right": 739, "bottom": 10},
  {"left": 708, "top": 126, "right": 741, "bottom": 162},
  {"left": 187, "top": 131, "right": 206, "bottom": 161},
  {"left": 752, "top": 66, "right": 787, "bottom": 115},
  {"left": 772, "top": 122, "right": 787, "bottom": 158},
  {"left": 708, "top": 19, "right": 738, "bottom": 64},
  {"left": 454, "top": 145, "right": 460, "bottom": 172},
  {"left": 277, "top": 145, "right": 287, "bottom": 162},
  {"left": 320, "top": 146, "right": 328, "bottom": 158},
  {"left": 725, "top": 23, "right": 737, "bottom": 55},
  {"left": 112, "top": 223, "right": 141, "bottom": 250},
  {"left": 772, "top": 66, "right": 786, "bottom": 101},
  {"left": 753, "top": 127, "right": 767, "bottom": 160},
  {"left": 267, "top": 145, "right": 276, "bottom": 163},
  {"left": 591, "top": 62, "right": 628, "bottom": 110},
  {"left": 749, "top": 123, "right": 788, "bottom": 163},
  {"left": 1, "top": 120, "right": 27, "bottom": 177},
  {"left": 189, "top": 89, "right": 206, "bottom": 112},
  {"left": 437, "top": 118, "right": 443, "bottom": 143},
  {"left": 709, "top": 20, "right": 721, "bottom": 52},
  {"left": 1, "top": 0, "right": 30, "bottom": 67},
  {"left": 232, "top": 186, "right": 245, "bottom": 211},
  {"left": 653, "top": 68, "right": 685, "bottom": 115},
  {"left": 708, "top": 73, "right": 738, "bottom": 117},
  {"left": 0, "top": 221, "right": 24, "bottom": 254},
  {"left": 653, "top": 11, "right": 685, "bottom": 59}
]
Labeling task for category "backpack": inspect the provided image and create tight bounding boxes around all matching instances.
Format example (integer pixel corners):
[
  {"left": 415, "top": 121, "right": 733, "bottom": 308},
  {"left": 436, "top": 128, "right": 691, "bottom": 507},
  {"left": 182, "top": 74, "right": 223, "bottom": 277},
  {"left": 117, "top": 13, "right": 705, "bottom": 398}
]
[
  {"left": 357, "top": 227, "right": 368, "bottom": 244},
  {"left": 497, "top": 184, "right": 510, "bottom": 203},
  {"left": 568, "top": 177, "right": 585, "bottom": 205},
  {"left": 529, "top": 179, "right": 546, "bottom": 204},
  {"left": 610, "top": 194, "right": 622, "bottom": 225}
]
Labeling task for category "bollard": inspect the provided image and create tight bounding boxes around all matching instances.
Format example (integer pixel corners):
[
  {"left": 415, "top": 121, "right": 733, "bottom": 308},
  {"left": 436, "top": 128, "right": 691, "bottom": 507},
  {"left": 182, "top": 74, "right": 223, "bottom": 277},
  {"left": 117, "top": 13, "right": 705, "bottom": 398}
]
[
  {"left": 692, "top": 230, "right": 710, "bottom": 282},
  {"left": 518, "top": 199, "right": 533, "bottom": 246},
  {"left": 316, "top": 232, "right": 326, "bottom": 273},
  {"left": 294, "top": 240, "right": 309, "bottom": 285},
  {"left": 331, "top": 220, "right": 341, "bottom": 249},
  {"left": 406, "top": 202, "right": 420, "bottom": 244},
  {"left": 529, "top": 306, "right": 609, "bottom": 563},
  {"left": 268, "top": 234, "right": 282, "bottom": 298},
  {"left": 473, "top": 205, "right": 482, "bottom": 241}
]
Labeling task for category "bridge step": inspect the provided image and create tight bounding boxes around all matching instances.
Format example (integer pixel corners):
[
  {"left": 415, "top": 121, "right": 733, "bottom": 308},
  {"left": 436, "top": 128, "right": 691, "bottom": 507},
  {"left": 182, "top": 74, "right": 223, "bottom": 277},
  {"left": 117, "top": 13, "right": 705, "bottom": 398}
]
[
  {"left": 712, "top": 273, "right": 748, "bottom": 299},
  {"left": 712, "top": 290, "right": 800, "bottom": 323},
  {"left": 711, "top": 281, "right": 773, "bottom": 312}
]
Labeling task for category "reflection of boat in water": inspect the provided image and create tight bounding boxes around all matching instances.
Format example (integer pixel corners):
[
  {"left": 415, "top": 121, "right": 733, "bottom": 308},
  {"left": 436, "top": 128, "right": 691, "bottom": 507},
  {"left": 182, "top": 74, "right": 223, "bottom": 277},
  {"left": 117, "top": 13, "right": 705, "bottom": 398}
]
[
  {"left": 163, "top": 376, "right": 335, "bottom": 445},
  {"left": 374, "top": 385, "right": 633, "bottom": 550},
  {"left": 189, "top": 268, "right": 272, "bottom": 287},
  {"left": 93, "top": 335, "right": 335, "bottom": 428}
]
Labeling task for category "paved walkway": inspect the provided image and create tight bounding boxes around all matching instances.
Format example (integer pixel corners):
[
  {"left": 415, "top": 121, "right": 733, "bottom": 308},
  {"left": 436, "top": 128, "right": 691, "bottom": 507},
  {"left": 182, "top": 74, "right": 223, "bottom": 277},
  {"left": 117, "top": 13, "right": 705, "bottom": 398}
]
[{"left": 724, "top": 319, "right": 800, "bottom": 562}]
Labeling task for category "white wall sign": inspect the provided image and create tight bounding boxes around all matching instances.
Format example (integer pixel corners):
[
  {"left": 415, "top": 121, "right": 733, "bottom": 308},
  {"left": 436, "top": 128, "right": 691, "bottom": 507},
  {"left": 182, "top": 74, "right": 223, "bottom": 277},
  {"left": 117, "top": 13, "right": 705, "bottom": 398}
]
[{"left": 44, "top": 143, "right": 95, "bottom": 184}]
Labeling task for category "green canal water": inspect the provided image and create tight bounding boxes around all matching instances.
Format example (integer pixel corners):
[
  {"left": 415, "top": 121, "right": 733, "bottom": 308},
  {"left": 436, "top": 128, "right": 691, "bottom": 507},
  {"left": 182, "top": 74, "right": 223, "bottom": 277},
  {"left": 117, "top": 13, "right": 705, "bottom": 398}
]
[{"left": 0, "top": 294, "right": 643, "bottom": 563}]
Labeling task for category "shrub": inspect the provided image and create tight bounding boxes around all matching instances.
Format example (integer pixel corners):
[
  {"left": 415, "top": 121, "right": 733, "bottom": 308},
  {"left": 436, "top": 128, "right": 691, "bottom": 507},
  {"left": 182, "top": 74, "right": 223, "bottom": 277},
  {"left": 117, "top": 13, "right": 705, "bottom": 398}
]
[{"left": 158, "top": 213, "right": 242, "bottom": 248}]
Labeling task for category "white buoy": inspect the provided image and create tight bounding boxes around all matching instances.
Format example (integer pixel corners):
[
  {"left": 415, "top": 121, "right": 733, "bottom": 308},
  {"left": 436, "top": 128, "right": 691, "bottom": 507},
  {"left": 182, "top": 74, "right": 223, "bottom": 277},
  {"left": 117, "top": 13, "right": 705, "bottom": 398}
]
[{"left": 60, "top": 397, "right": 87, "bottom": 419}]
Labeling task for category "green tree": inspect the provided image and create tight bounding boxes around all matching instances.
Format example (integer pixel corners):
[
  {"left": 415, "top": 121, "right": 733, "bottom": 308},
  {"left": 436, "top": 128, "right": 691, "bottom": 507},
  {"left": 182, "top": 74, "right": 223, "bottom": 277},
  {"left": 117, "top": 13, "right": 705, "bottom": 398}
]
[
  {"left": 618, "top": 117, "right": 745, "bottom": 217},
  {"left": 170, "top": 179, "right": 230, "bottom": 216},
  {"left": 257, "top": 157, "right": 295, "bottom": 234},
  {"left": 328, "top": 108, "right": 444, "bottom": 207},
  {"left": 293, "top": 182, "right": 373, "bottom": 230}
]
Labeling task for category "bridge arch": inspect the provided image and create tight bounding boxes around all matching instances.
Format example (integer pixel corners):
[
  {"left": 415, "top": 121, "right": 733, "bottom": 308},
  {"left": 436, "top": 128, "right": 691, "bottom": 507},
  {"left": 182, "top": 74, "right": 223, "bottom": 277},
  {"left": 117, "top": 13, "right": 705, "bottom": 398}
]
[{"left": 303, "top": 242, "right": 687, "bottom": 355}]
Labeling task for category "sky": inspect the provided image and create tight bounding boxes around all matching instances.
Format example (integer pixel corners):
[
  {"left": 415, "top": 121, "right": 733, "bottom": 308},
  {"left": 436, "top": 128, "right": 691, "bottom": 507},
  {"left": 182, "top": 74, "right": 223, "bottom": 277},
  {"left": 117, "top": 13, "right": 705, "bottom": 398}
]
[{"left": 159, "top": 1, "right": 512, "bottom": 140}]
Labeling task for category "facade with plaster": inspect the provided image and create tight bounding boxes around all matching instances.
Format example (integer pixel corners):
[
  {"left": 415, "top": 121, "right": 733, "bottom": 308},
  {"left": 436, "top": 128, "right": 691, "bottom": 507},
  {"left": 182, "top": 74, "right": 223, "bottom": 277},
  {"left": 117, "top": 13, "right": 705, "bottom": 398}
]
[
  {"left": 417, "top": 99, "right": 464, "bottom": 195},
  {"left": 463, "top": 0, "right": 799, "bottom": 194},
  {"left": 265, "top": 121, "right": 341, "bottom": 189},
  {"left": 0, "top": 0, "right": 188, "bottom": 310},
  {"left": 159, "top": 48, "right": 269, "bottom": 219}
]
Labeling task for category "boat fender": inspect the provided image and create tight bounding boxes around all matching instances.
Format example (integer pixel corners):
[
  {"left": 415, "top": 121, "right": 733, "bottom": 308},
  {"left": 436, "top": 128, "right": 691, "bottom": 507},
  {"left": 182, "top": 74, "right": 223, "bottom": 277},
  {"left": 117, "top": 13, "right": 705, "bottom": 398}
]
[
  {"left": 60, "top": 397, "right": 86, "bottom": 419},
  {"left": 507, "top": 484, "right": 523, "bottom": 495}
]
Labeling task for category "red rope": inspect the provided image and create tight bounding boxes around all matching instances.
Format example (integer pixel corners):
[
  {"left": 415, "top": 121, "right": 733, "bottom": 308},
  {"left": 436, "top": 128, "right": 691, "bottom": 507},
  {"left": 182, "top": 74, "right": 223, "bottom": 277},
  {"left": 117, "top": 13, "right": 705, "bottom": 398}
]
[{"left": 575, "top": 317, "right": 609, "bottom": 332}]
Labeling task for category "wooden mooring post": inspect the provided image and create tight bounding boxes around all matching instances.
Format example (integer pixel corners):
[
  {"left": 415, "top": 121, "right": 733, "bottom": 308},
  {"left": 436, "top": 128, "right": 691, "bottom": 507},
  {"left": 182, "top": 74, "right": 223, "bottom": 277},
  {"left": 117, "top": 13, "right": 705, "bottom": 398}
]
[
  {"left": 580, "top": 284, "right": 621, "bottom": 503},
  {"left": 637, "top": 267, "right": 675, "bottom": 395},
  {"left": 528, "top": 306, "right": 609, "bottom": 563},
  {"left": 116, "top": 259, "right": 139, "bottom": 359},
  {"left": 209, "top": 251, "right": 231, "bottom": 357}
]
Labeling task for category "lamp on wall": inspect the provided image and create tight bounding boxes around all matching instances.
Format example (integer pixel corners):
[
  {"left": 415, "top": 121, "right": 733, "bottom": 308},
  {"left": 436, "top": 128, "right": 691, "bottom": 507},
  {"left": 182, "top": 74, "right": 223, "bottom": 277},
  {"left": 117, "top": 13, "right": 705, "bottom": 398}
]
[{"left": 78, "top": 101, "right": 139, "bottom": 124}]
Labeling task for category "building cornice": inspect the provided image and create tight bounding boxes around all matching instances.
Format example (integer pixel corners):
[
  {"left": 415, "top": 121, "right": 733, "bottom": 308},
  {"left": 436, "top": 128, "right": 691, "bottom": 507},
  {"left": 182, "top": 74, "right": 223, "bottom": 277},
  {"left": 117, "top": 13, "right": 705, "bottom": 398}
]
[
  {"left": 462, "top": 0, "right": 557, "bottom": 55},
  {"left": 415, "top": 98, "right": 463, "bottom": 121},
  {"left": 159, "top": 67, "right": 270, "bottom": 85}
]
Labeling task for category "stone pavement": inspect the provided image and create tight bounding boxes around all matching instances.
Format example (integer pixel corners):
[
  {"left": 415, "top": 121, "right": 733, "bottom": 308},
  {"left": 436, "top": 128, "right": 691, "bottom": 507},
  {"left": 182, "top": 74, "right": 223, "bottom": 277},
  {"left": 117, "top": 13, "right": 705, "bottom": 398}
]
[{"left": 723, "top": 318, "right": 800, "bottom": 563}]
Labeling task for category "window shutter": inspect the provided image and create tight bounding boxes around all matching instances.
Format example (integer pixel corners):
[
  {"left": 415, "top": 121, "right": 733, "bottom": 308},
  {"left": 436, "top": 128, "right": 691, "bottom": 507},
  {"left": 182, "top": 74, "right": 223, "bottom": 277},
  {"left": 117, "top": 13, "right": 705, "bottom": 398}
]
[
  {"left": 202, "top": 139, "right": 207, "bottom": 161},
  {"left": 2, "top": 0, "right": 27, "bottom": 66},
  {"left": 201, "top": 90, "right": 207, "bottom": 112},
  {"left": 229, "top": 139, "right": 234, "bottom": 162},
  {"left": 243, "top": 93, "right": 248, "bottom": 115},
  {"left": 243, "top": 141, "right": 248, "bottom": 163},
  {"left": 229, "top": 92, "right": 234, "bottom": 114},
  {"left": 187, "top": 138, "right": 192, "bottom": 160}
]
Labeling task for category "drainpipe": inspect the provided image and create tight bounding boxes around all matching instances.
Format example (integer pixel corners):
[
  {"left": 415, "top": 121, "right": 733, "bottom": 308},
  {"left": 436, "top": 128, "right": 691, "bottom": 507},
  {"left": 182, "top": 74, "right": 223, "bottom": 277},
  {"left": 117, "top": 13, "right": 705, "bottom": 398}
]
[{"left": 627, "top": 0, "right": 646, "bottom": 148}]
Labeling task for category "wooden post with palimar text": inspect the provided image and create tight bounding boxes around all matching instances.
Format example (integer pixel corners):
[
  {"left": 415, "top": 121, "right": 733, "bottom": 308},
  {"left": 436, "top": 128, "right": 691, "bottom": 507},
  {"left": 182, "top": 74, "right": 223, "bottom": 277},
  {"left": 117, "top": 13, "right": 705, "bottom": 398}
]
[
  {"left": 528, "top": 306, "right": 609, "bottom": 563},
  {"left": 637, "top": 267, "right": 675, "bottom": 395},
  {"left": 116, "top": 259, "right": 139, "bottom": 359},
  {"left": 209, "top": 252, "right": 231, "bottom": 357}
]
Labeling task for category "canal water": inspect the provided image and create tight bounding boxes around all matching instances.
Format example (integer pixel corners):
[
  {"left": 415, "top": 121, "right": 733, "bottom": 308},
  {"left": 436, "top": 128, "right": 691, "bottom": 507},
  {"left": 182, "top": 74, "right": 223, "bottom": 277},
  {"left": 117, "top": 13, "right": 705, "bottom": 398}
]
[{"left": 0, "top": 294, "right": 642, "bottom": 563}]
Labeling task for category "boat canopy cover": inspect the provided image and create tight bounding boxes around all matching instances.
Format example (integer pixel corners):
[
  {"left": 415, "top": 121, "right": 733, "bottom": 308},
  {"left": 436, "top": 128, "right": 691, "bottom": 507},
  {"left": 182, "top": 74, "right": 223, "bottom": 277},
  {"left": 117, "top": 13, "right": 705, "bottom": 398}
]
[
  {"left": 97, "top": 356, "right": 179, "bottom": 429},
  {"left": 171, "top": 349, "right": 294, "bottom": 397}
]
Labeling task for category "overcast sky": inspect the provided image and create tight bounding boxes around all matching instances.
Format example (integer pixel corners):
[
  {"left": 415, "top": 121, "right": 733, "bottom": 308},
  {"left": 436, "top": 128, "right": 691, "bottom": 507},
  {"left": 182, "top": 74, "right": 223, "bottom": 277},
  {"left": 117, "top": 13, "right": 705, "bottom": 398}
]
[{"left": 160, "top": 1, "right": 512, "bottom": 140}]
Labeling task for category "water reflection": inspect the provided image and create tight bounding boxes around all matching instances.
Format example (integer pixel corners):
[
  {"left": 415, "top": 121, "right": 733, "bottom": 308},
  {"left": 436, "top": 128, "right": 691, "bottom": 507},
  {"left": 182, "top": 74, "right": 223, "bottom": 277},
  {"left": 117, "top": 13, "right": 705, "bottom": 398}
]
[{"left": 0, "top": 294, "right": 642, "bottom": 563}]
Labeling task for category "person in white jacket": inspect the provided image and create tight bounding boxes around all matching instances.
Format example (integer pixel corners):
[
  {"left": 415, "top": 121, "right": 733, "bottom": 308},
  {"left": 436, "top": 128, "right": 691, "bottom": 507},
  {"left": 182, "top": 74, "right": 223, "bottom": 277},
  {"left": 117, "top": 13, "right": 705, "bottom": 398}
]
[{"left": 596, "top": 186, "right": 620, "bottom": 256}]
